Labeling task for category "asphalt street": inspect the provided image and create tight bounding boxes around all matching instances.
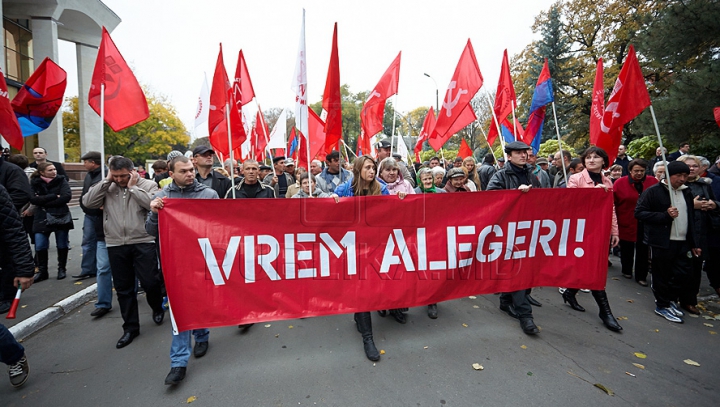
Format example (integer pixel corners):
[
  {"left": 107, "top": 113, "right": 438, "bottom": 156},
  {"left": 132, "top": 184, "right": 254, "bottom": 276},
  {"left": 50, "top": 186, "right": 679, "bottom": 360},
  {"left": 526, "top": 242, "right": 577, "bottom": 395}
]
[{"left": 2, "top": 206, "right": 719, "bottom": 406}]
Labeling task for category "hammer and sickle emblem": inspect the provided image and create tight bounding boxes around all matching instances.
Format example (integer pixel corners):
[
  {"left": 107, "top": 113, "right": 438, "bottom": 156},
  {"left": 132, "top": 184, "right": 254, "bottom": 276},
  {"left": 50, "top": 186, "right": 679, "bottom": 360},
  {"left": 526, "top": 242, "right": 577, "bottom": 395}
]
[
  {"left": 600, "top": 102, "right": 620, "bottom": 133},
  {"left": 443, "top": 81, "right": 467, "bottom": 117},
  {"left": 366, "top": 90, "right": 381, "bottom": 102}
]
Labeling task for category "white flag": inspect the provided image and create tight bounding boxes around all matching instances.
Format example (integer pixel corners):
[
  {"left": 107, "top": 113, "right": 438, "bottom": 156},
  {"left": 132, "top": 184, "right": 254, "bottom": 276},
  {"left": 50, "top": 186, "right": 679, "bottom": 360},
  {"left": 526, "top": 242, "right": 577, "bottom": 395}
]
[
  {"left": 396, "top": 132, "right": 409, "bottom": 163},
  {"left": 193, "top": 73, "right": 210, "bottom": 139},
  {"left": 291, "top": 9, "right": 308, "bottom": 138},
  {"left": 267, "top": 109, "right": 287, "bottom": 149}
]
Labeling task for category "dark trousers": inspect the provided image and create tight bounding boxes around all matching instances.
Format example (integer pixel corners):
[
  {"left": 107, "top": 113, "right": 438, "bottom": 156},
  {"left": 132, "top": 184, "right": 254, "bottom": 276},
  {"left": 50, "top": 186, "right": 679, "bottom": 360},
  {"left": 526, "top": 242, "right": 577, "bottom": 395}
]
[
  {"left": 680, "top": 256, "right": 704, "bottom": 306},
  {"left": 107, "top": 243, "right": 164, "bottom": 334},
  {"left": 500, "top": 290, "right": 532, "bottom": 318},
  {"left": 0, "top": 267, "right": 16, "bottom": 302},
  {"left": 650, "top": 241, "right": 692, "bottom": 309},
  {"left": 619, "top": 239, "right": 650, "bottom": 281},
  {"left": 704, "top": 248, "right": 720, "bottom": 289},
  {"left": 0, "top": 323, "right": 24, "bottom": 365}
]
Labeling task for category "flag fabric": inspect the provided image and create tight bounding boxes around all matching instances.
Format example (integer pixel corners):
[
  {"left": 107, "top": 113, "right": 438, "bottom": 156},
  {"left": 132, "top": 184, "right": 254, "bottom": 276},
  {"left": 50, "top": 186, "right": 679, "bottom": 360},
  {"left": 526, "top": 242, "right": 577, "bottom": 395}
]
[
  {"left": 589, "top": 58, "right": 605, "bottom": 147},
  {"left": 715, "top": 107, "right": 720, "bottom": 128},
  {"left": 255, "top": 109, "right": 270, "bottom": 160},
  {"left": 287, "top": 128, "right": 298, "bottom": 160},
  {"left": 88, "top": 27, "right": 149, "bottom": 132},
  {"left": 356, "top": 131, "right": 371, "bottom": 157},
  {"left": 322, "top": 23, "right": 342, "bottom": 154},
  {"left": 414, "top": 107, "right": 436, "bottom": 161},
  {"left": 523, "top": 59, "right": 554, "bottom": 153},
  {"left": 486, "top": 49, "right": 517, "bottom": 146},
  {"left": 429, "top": 40, "right": 483, "bottom": 151},
  {"left": 396, "top": 132, "right": 409, "bottom": 163},
  {"left": 11, "top": 57, "right": 67, "bottom": 137},
  {"left": 500, "top": 118, "right": 525, "bottom": 144},
  {"left": 597, "top": 45, "right": 651, "bottom": 164},
  {"left": 193, "top": 73, "right": 210, "bottom": 139},
  {"left": 360, "top": 52, "right": 401, "bottom": 139},
  {"left": 208, "top": 44, "right": 246, "bottom": 156},
  {"left": 267, "top": 109, "right": 287, "bottom": 149},
  {"left": 292, "top": 10, "right": 309, "bottom": 138},
  {"left": 307, "top": 108, "right": 328, "bottom": 163},
  {"left": 458, "top": 138, "right": 473, "bottom": 159},
  {"left": 0, "top": 67, "right": 23, "bottom": 150},
  {"left": 234, "top": 50, "right": 255, "bottom": 107}
]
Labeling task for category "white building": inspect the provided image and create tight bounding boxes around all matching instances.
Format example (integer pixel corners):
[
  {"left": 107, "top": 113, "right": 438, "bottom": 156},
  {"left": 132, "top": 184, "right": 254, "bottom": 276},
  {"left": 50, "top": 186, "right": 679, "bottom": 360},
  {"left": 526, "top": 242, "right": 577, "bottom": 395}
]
[{"left": 2, "top": 0, "right": 121, "bottom": 162}]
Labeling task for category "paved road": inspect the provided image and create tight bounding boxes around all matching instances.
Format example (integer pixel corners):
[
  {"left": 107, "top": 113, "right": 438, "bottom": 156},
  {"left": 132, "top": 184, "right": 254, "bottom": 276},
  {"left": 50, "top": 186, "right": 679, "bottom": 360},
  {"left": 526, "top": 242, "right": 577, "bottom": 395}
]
[{"left": 2, "top": 209, "right": 719, "bottom": 406}]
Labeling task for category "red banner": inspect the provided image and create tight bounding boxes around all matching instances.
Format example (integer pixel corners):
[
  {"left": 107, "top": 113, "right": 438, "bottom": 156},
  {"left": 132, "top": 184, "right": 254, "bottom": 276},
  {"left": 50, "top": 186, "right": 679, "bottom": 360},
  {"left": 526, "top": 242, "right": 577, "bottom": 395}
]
[{"left": 159, "top": 189, "right": 612, "bottom": 332}]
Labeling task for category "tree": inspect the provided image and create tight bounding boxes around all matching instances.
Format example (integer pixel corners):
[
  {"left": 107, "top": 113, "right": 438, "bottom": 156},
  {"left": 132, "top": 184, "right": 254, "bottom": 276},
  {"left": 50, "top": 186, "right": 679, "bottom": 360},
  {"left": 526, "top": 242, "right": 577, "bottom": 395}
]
[
  {"left": 62, "top": 97, "right": 81, "bottom": 162},
  {"left": 63, "top": 91, "right": 190, "bottom": 164}
]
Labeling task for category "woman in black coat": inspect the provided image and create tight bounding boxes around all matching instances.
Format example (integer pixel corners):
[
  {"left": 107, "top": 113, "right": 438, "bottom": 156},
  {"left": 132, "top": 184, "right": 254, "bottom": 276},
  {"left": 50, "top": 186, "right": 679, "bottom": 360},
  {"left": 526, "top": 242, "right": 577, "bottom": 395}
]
[{"left": 29, "top": 162, "right": 73, "bottom": 282}]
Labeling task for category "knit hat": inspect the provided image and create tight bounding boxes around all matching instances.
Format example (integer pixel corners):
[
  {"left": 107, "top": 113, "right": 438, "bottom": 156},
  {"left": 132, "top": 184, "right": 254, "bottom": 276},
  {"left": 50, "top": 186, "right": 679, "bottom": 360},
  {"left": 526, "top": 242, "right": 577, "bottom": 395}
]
[
  {"left": 167, "top": 150, "right": 184, "bottom": 161},
  {"left": 667, "top": 161, "right": 690, "bottom": 176}
]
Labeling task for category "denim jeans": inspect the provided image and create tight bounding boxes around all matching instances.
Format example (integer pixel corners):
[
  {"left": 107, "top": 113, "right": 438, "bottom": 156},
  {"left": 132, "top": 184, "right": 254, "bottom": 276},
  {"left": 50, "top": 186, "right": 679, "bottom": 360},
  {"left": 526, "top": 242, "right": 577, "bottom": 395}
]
[
  {"left": 95, "top": 241, "right": 113, "bottom": 310},
  {"left": 35, "top": 230, "right": 69, "bottom": 251},
  {"left": 0, "top": 324, "right": 24, "bottom": 366},
  {"left": 170, "top": 329, "right": 209, "bottom": 367},
  {"left": 80, "top": 215, "right": 99, "bottom": 276}
]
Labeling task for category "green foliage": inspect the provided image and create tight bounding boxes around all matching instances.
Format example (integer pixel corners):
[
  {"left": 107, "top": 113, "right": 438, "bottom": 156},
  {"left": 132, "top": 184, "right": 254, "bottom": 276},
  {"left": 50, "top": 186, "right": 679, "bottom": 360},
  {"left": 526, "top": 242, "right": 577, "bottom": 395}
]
[
  {"left": 538, "top": 139, "right": 576, "bottom": 158},
  {"left": 62, "top": 97, "right": 81, "bottom": 162},
  {"left": 419, "top": 149, "right": 458, "bottom": 164},
  {"left": 626, "top": 135, "right": 667, "bottom": 160}
]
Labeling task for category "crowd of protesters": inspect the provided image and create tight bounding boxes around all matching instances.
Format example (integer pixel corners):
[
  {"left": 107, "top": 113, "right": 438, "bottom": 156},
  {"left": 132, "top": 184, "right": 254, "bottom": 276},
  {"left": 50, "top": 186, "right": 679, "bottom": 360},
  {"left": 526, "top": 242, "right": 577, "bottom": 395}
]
[{"left": 1, "top": 138, "right": 719, "bottom": 388}]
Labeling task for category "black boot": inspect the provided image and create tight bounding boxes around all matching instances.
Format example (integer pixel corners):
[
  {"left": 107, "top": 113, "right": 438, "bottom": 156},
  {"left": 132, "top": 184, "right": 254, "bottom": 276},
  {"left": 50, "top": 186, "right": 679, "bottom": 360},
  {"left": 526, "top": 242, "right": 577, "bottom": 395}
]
[
  {"left": 57, "top": 248, "right": 68, "bottom": 280},
  {"left": 592, "top": 290, "right": 623, "bottom": 332},
  {"left": 34, "top": 250, "right": 49, "bottom": 283},
  {"left": 388, "top": 308, "right": 407, "bottom": 324},
  {"left": 562, "top": 289, "right": 585, "bottom": 312},
  {"left": 354, "top": 312, "right": 380, "bottom": 361}
]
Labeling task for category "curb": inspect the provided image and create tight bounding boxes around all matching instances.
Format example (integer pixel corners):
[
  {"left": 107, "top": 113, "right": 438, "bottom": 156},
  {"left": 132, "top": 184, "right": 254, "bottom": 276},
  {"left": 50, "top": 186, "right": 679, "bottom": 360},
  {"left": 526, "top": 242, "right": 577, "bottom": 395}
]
[{"left": 9, "top": 284, "right": 98, "bottom": 341}]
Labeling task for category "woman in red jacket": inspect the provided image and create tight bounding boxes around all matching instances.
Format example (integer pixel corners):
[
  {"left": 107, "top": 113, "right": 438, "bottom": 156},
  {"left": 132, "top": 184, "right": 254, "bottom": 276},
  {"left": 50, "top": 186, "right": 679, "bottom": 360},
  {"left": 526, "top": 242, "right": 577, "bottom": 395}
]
[
  {"left": 613, "top": 159, "right": 658, "bottom": 286},
  {"left": 563, "top": 147, "right": 623, "bottom": 332}
]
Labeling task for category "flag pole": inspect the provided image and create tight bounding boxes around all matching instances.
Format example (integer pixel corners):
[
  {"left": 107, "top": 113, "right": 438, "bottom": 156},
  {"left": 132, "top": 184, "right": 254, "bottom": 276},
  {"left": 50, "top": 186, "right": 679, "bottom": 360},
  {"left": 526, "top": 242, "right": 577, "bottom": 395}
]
[
  {"left": 225, "top": 102, "right": 236, "bottom": 198},
  {"left": 342, "top": 139, "right": 358, "bottom": 158},
  {"left": 100, "top": 84, "right": 105, "bottom": 178},
  {"left": 256, "top": 102, "right": 278, "bottom": 178},
  {"left": 390, "top": 94, "right": 398, "bottom": 155},
  {"left": 511, "top": 100, "right": 518, "bottom": 140},
  {"left": 483, "top": 91, "right": 507, "bottom": 162},
  {"left": 649, "top": 104, "right": 675, "bottom": 212},
  {"left": 550, "top": 102, "right": 568, "bottom": 185},
  {"left": 475, "top": 116, "right": 498, "bottom": 160}
]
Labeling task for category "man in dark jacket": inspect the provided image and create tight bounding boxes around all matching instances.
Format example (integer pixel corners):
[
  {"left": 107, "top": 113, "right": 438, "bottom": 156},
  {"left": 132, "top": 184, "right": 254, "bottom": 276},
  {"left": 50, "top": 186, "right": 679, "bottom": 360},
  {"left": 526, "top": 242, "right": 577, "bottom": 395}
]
[
  {"left": 486, "top": 141, "right": 542, "bottom": 335},
  {"left": 29, "top": 147, "right": 66, "bottom": 178},
  {"left": 477, "top": 153, "right": 496, "bottom": 191},
  {"left": 0, "top": 184, "right": 34, "bottom": 387},
  {"left": 635, "top": 161, "right": 701, "bottom": 323},
  {"left": 192, "top": 146, "right": 232, "bottom": 198},
  {"left": 226, "top": 160, "right": 275, "bottom": 199},
  {"left": 74, "top": 151, "right": 103, "bottom": 280}
]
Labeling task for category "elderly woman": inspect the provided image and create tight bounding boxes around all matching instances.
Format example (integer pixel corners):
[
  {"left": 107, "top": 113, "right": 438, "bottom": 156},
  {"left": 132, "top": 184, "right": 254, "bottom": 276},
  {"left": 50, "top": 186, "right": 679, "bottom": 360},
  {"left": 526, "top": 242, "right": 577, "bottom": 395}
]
[
  {"left": 444, "top": 168, "right": 470, "bottom": 192},
  {"left": 291, "top": 173, "right": 333, "bottom": 198},
  {"left": 332, "top": 156, "right": 395, "bottom": 362},
  {"left": 29, "top": 162, "right": 74, "bottom": 282},
  {"left": 562, "top": 146, "right": 623, "bottom": 332},
  {"left": 607, "top": 164, "right": 623, "bottom": 183},
  {"left": 614, "top": 159, "right": 658, "bottom": 286},
  {"left": 377, "top": 157, "right": 415, "bottom": 196},
  {"left": 463, "top": 157, "right": 480, "bottom": 191},
  {"left": 432, "top": 166, "right": 446, "bottom": 189},
  {"left": 414, "top": 167, "right": 447, "bottom": 194},
  {"left": 675, "top": 155, "right": 720, "bottom": 314},
  {"left": 653, "top": 162, "right": 666, "bottom": 183}
]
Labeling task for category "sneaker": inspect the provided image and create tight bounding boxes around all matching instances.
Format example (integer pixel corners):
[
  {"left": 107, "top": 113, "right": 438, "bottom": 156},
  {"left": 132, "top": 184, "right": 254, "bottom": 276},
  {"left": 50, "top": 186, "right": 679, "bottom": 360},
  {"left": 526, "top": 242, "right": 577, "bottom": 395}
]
[
  {"left": 669, "top": 302, "right": 685, "bottom": 317},
  {"left": 8, "top": 355, "right": 29, "bottom": 388},
  {"left": 558, "top": 287, "right": 566, "bottom": 294},
  {"left": 655, "top": 307, "right": 683, "bottom": 323},
  {"left": 162, "top": 296, "right": 169, "bottom": 311}
]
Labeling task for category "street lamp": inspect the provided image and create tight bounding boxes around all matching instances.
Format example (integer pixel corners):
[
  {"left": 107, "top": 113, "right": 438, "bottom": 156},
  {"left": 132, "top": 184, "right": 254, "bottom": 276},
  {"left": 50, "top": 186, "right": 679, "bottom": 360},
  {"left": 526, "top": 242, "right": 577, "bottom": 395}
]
[{"left": 423, "top": 73, "right": 439, "bottom": 116}]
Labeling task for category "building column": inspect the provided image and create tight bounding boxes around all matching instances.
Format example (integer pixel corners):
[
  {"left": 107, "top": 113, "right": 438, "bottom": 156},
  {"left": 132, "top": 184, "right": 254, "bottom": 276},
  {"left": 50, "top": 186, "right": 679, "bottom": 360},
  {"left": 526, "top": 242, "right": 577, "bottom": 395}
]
[
  {"left": 76, "top": 43, "right": 102, "bottom": 156},
  {"left": 30, "top": 17, "right": 64, "bottom": 162}
]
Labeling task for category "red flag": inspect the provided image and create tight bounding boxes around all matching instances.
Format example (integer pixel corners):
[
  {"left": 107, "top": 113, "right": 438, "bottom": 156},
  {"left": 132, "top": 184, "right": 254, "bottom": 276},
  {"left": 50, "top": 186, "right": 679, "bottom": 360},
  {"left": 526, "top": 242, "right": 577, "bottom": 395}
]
[
  {"left": 414, "top": 107, "right": 436, "bottom": 161},
  {"left": 714, "top": 107, "right": 720, "bottom": 128},
  {"left": 458, "top": 138, "right": 473, "bottom": 159},
  {"left": 308, "top": 108, "right": 328, "bottom": 162},
  {"left": 589, "top": 58, "right": 605, "bottom": 146},
  {"left": 429, "top": 40, "right": 483, "bottom": 150},
  {"left": 234, "top": 50, "right": 255, "bottom": 107},
  {"left": 11, "top": 57, "right": 67, "bottom": 137},
  {"left": 0, "top": 67, "right": 23, "bottom": 150},
  {"left": 486, "top": 49, "right": 516, "bottom": 146},
  {"left": 322, "top": 23, "right": 342, "bottom": 154},
  {"left": 361, "top": 52, "right": 401, "bottom": 139},
  {"left": 254, "top": 109, "right": 270, "bottom": 160},
  {"left": 88, "top": 27, "right": 149, "bottom": 132},
  {"left": 208, "top": 44, "right": 246, "bottom": 156},
  {"left": 597, "top": 45, "right": 651, "bottom": 164}
]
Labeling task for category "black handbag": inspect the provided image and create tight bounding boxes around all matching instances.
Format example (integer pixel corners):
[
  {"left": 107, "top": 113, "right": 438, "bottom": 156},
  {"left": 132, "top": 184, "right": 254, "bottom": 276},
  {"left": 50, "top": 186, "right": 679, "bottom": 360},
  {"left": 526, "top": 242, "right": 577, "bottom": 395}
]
[{"left": 46, "top": 212, "right": 72, "bottom": 226}]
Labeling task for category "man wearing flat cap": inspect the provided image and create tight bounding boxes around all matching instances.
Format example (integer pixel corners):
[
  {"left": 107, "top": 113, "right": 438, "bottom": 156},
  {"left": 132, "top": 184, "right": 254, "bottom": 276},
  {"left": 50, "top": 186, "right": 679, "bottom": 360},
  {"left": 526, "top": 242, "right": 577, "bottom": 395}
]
[
  {"left": 75, "top": 151, "right": 104, "bottom": 281},
  {"left": 263, "top": 156, "right": 294, "bottom": 198},
  {"left": 192, "top": 146, "right": 232, "bottom": 199},
  {"left": 635, "top": 161, "right": 701, "bottom": 324},
  {"left": 284, "top": 158, "right": 297, "bottom": 183},
  {"left": 486, "top": 141, "right": 542, "bottom": 335}
]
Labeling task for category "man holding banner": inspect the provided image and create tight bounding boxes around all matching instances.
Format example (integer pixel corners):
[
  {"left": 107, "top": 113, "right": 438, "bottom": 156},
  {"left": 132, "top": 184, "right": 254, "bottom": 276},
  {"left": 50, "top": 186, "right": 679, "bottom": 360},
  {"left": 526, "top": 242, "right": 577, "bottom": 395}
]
[{"left": 486, "top": 141, "right": 542, "bottom": 335}]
